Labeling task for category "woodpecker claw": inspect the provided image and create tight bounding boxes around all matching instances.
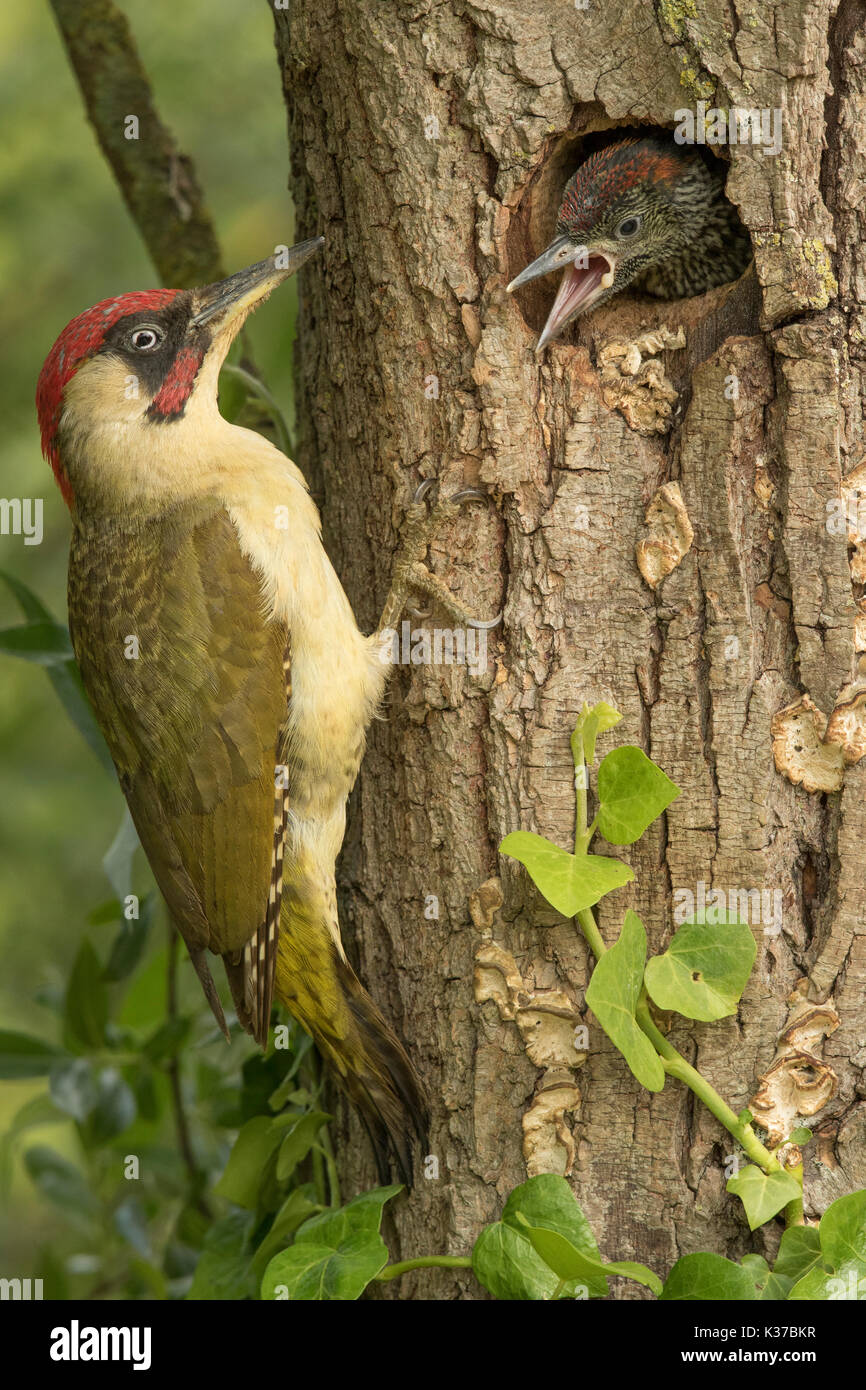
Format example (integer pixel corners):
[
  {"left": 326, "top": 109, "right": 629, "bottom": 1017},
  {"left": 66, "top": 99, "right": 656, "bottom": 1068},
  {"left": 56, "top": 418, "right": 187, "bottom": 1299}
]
[
  {"left": 411, "top": 480, "right": 488, "bottom": 509},
  {"left": 412, "top": 478, "right": 436, "bottom": 505},
  {"left": 375, "top": 480, "right": 499, "bottom": 638},
  {"left": 449, "top": 487, "right": 488, "bottom": 506}
]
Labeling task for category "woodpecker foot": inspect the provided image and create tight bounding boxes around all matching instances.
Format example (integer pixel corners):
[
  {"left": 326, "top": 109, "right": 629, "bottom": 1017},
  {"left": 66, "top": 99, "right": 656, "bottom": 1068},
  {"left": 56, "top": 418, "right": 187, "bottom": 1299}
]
[{"left": 375, "top": 481, "right": 501, "bottom": 636}]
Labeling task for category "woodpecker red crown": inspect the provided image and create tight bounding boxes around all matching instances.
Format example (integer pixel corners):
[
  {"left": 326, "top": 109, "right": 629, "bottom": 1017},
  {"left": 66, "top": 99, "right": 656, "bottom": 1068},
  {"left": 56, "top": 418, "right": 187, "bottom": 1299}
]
[
  {"left": 36, "top": 289, "right": 180, "bottom": 505},
  {"left": 556, "top": 138, "right": 689, "bottom": 236}
]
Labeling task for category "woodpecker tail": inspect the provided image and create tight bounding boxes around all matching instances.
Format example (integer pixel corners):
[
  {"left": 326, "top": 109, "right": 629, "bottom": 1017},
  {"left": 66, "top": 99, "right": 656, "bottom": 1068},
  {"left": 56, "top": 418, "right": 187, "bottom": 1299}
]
[{"left": 273, "top": 907, "right": 429, "bottom": 1184}]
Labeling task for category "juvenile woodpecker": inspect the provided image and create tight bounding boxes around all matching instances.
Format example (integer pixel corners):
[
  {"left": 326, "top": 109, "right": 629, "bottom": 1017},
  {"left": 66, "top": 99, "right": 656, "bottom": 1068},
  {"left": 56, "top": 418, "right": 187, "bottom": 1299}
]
[
  {"left": 508, "top": 136, "right": 752, "bottom": 350},
  {"left": 36, "top": 239, "right": 490, "bottom": 1179}
]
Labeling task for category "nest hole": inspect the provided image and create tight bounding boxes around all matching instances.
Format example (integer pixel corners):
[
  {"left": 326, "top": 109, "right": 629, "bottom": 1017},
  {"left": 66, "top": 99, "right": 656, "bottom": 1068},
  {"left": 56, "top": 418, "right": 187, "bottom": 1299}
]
[{"left": 505, "top": 118, "right": 757, "bottom": 359}]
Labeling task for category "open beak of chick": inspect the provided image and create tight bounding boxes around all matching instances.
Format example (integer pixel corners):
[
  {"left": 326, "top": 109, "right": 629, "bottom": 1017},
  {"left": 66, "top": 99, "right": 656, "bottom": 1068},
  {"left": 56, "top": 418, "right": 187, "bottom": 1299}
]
[{"left": 506, "top": 234, "right": 616, "bottom": 352}]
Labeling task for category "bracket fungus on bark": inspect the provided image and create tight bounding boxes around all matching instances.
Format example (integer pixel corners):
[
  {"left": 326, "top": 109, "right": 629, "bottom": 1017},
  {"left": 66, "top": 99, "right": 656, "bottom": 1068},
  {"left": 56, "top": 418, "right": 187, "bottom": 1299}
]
[
  {"left": 772, "top": 684, "right": 866, "bottom": 794},
  {"left": 749, "top": 993, "right": 840, "bottom": 1148},
  {"left": 635, "top": 480, "right": 694, "bottom": 591},
  {"left": 597, "top": 325, "right": 686, "bottom": 436},
  {"left": 471, "top": 877, "right": 584, "bottom": 1178}
]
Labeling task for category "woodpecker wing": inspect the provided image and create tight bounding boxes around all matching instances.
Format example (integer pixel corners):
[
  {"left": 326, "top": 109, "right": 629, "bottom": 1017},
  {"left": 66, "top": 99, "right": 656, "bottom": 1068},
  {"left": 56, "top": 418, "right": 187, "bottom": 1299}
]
[{"left": 68, "top": 500, "right": 289, "bottom": 1044}]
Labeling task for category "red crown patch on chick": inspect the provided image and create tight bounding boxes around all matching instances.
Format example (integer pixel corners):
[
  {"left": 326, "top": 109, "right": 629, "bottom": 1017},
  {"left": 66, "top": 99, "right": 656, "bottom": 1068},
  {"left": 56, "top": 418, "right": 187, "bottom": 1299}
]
[{"left": 557, "top": 138, "right": 688, "bottom": 237}]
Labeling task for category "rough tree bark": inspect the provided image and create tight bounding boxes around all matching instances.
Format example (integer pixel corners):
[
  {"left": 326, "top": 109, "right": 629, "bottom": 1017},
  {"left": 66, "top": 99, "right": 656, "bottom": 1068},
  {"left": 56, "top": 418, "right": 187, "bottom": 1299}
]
[{"left": 272, "top": 0, "right": 866, "bottom": 1297}]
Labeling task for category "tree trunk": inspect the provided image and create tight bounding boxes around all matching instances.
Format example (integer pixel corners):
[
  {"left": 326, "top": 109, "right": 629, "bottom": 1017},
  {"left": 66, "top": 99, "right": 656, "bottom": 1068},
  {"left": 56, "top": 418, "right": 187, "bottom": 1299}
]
[{"left": 272, "top": 0, "right": 866, "bottom": 1297}]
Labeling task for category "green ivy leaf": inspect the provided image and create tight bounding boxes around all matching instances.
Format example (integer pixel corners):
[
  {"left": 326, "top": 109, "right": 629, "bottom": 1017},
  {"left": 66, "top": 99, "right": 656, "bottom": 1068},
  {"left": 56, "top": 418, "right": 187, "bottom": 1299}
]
[
  {"left": 572, "top": 701, "right": 622, "bottom": 766},
  {"left": 275, "top": 1112, "right": 331, "bottom": 1182},
  {"left": 473, "top": 1174, "right": 609, "bottom": 1301},
  {"left": 215, "top": 1117, "right": 284, "bottom": 1211},
  {"left": 788, "top": 1191, "right": 866, "bottom": 1301},
  {"left": 504, "top": 1174, "right": 608, "bottom": 1297},
  {"left": 584, "top": 910, "right": 665, "bottom": 1092},
  {"left": 499, "top": 831, "right": 633, "bottom": 916},
  {"left": 739, "top": 1253, "right": 772, "bottom": 1297},
  {"left": 726, "top": 1165, "right": 802, "bottom": 1231},
  {"left": 252, "top": 1186, "right": 322, "bottom": 1278},
  {"left": 758, "top": 1273, "right": 792, "bottom": 1301},
  {"left": 766, "top": 1225, "right": 823, "bottom": 1299},
  {"left": 788, "top": 1126, "right": 813, "bottom": 1145},
  {"left": 294, "top": 1184, "right": 402, "bottom": 1246},
  {"left": 63, "top": 940, "right": 108, "bottom": 1052},
  {"left": 596, "top": 747, "right": 679, "bottom": 845},
  {"left": 643, "top": 919, "right": 756, "bottom": 1021},
  {"left": 0, "top": 1030, "right": 67, "bottom": 1079},
  {"left": 262, "top": 1240, "right": 386, "bottom": 1301},
  {"left": 188, "top": 1210, "right": 256, "bottom": 1301},
  {"left": 260, "top": 1186, "right": 400, "bottom": 1301},
  {"left": 472, "top": 1222, "right": 560, "bottom": 1301},
  {"left": 520, "top": 1222, "right": 662, "bottom": 1295},
  {"left": 660, "top": 1252, "right": 759, "bottom": 1301}
]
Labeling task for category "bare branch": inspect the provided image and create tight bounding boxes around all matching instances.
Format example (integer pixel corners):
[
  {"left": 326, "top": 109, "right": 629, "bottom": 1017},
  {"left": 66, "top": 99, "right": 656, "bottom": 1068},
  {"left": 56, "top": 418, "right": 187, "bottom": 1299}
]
[{"left": 47, "top": 0, "right": 224, "bottom": 287}]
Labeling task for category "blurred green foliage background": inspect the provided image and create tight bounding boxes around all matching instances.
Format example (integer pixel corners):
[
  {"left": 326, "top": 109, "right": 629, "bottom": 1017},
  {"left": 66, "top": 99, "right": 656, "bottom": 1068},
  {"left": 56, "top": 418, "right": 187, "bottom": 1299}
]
[{"left": 0, "top": 0, "right": 305, "bottom": 1286}]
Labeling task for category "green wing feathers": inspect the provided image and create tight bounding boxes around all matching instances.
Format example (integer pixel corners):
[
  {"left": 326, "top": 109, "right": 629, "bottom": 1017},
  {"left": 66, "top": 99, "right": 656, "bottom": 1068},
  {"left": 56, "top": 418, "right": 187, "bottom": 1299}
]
[{"left": 68, "top": 501, "right": 288, "bottom": 1044}]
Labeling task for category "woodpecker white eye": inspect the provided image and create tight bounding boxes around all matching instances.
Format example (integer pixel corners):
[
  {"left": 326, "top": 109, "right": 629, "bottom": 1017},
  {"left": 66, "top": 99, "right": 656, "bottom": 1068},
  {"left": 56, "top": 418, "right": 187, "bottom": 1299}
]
[
  {"left": 615, "top": 215, "right": 642, "bottom": 239},
  {"left": 130, "top": 326, "right": 164, "bottom": 351}
]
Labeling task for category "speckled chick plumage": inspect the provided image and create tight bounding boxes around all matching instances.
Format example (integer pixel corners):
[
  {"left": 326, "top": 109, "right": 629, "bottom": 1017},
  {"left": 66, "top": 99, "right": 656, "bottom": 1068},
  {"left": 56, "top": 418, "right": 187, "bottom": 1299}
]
[
  {"left": 508, "top": 135, "right": 753, "bottom": 349},
  {"left": 557, "top": 137, "right": 752, "bottom": 301}
]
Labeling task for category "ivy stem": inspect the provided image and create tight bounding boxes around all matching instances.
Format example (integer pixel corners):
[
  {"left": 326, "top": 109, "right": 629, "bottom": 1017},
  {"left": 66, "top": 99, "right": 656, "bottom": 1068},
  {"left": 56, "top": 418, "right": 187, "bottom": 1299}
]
[
  {"left": 577, "top": 906, "right": 607, "bottom": 961},
  {"left": 576, "top": 899, "right": 780, "bottom": 1174},
  {"left": 570, "top": 725, "right": 779, "bottom": 1177},
  {"left": 646, "top": 1022, "right": 779, "bottom": 1171},
  {"left": 573, "top": 729, "right": 609, "bottom": 960},
  {"left": 574, "top": 743, "right": 589, "bottom": 855},
  {"left": 783, "top": 1162, "right": 805, "bottom": 1226},
  {"left": 375, "top": 1255, "right": 473, "bottom": 1283}
]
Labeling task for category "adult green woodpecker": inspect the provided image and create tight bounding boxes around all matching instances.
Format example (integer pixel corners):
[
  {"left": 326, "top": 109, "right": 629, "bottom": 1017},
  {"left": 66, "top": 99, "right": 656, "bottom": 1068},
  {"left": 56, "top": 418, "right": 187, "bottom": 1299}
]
[
  {"left": 36, "top": 238, "right": 491, "bottom": 1179},
  {"left": 508, "top": 136, "right": 752, "bottom": 350}
]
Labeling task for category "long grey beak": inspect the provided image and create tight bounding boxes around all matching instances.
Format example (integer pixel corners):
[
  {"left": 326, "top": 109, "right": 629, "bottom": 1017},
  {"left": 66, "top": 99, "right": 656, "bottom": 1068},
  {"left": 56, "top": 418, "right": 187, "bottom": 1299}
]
[
  {"left": 506, "top": 234, "right": 585, "bottom": 293},
  {"left": 190, "top": 237, "right": 325, "bottom": 328}
]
